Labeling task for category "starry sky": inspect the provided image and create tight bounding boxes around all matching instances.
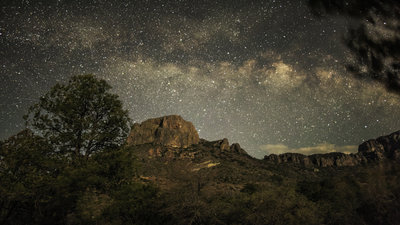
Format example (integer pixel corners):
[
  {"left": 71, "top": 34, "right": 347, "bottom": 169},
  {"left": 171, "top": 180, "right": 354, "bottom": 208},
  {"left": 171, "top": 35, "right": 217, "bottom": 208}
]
[{"left": 1, "top": 0, "right": 400, "bottom": 158}]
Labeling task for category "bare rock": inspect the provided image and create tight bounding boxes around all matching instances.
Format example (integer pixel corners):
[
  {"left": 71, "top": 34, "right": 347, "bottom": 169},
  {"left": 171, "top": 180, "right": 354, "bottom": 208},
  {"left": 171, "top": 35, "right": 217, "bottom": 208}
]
[
  {"left": 126, "top": 115, "right": 200, "bottom": 148},
  {"left": 230, "top": 143, "right": 247, "bottom": 154},
  {"left": 359, "top": 130, "right": 400, "bottom": 161},
  {"left": 212, "top": 138, "right": 230, "bottom": 151},
  {"left": 358, "top": 139, "right": 385, "bottom": 161},
  {"left": 210, "top": 139, "right": 248, "bottom": 154}
]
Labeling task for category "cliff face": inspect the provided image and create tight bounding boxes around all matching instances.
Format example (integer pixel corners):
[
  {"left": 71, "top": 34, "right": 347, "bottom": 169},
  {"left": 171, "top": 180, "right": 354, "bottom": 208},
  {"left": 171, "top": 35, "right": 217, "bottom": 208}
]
[
  {"left": 265, "top": 152, "right": 364, "bottom": 167},
  {"left": 264, "top": 130, "right": 400, "bottom": 167},
  {"left": 126, "top": 115, "right": 200, "bottom": 148},
  {"left": 358, "top": 130, "right": 400, "bottom": 161}
]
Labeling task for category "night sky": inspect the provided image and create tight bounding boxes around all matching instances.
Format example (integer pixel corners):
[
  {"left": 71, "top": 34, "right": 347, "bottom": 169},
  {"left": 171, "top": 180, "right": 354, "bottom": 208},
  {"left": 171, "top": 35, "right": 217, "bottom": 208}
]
[{"left": 1, "top": 0, "right": 400, "bottom": 158}]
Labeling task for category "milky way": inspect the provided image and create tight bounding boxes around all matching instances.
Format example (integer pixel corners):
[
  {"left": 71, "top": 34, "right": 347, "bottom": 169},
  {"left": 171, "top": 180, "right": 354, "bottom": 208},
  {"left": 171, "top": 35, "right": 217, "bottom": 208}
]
[{"left": 1, "top": 0, "right": 400, "bottom": 158}]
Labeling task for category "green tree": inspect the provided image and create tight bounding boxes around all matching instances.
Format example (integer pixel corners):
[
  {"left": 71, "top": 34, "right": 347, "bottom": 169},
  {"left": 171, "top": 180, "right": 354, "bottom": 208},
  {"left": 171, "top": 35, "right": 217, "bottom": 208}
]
[
  {"left": 1, "top": 75, "right": 166, "bottom": 225},
  {"left": 0, "top": 130, "right": 58, "bottom": 225},
  {"left": 24, "top": 74, "right": 130, "bottom": 159}
]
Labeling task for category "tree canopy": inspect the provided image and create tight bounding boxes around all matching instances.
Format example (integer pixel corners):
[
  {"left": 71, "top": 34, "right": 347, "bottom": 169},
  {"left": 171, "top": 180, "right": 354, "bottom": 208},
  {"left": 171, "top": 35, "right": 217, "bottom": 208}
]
[{"left": 24, "top": 74, "right": 130, "bottom": 158}]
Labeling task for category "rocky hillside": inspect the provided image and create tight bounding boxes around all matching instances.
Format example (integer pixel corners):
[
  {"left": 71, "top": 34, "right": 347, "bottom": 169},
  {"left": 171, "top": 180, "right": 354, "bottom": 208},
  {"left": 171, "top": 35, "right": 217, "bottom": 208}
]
[
  {"left": 125, "top": 115, "right": 283, "bottom": 190},
  {"left": 126, "top": 115, "right": 400, "bottom": 171},
  {"left": 123, "top": 114, "right": 400, "bottom": 196}
]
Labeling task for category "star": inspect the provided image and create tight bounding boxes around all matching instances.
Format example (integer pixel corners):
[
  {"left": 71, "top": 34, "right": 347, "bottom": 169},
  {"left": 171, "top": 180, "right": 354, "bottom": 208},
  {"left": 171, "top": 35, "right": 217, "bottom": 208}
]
[{"left": 1, "top": 0, "right": 399, "bottom": 158}]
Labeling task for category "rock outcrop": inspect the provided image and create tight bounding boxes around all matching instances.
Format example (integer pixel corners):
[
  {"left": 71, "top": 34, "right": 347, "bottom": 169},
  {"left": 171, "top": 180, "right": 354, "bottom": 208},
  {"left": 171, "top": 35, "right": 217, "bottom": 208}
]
[
  {"left": 264, "top": 130, "right": 400, "bottom": 167},
  {"left": 230, "top": 143, "right": 247, "bottom": 155},
  {"left": 127, "top": 116, "right": 249, "bottom": 160},
  {"left": 209, "top": 138, "right": 248, "bottom": 155},
  {"left": 358, "top": 130, "right": 400, "bottom": 161},
  {"left": 127, "top": 115, "right": 200, "bottom": 148}
]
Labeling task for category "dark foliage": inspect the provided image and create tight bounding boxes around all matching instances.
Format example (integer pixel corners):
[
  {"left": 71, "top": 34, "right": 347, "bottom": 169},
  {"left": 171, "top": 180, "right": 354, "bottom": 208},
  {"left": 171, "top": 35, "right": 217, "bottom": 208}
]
[
  {"left": 0, "top": 75, "right": 161, "bottom": 225},
  {"left": 24, "top": 74, "right": 130, "bottom": 159}
]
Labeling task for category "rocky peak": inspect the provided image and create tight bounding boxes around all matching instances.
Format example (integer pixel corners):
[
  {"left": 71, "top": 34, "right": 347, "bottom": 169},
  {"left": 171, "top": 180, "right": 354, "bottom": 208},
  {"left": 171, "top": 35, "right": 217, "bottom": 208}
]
[{"left": 126, "top": 115, "right": 200, "bottom": 148}]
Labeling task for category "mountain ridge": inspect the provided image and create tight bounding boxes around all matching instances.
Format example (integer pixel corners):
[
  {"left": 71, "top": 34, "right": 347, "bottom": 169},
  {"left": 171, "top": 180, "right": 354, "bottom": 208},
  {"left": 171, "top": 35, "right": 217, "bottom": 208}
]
[
  {"left": 127, "top": 115, "right": 400, "bottom": 168},
  {"left": 264, "top": 130, "right": 400, "bottom": 167}
]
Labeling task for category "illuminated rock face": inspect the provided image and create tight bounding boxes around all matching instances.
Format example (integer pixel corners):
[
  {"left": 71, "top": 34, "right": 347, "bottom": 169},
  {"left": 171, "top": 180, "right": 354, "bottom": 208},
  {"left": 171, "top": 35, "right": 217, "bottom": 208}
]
[{"left": 126, "top": 115, "right": 200, "bottom": 148}]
